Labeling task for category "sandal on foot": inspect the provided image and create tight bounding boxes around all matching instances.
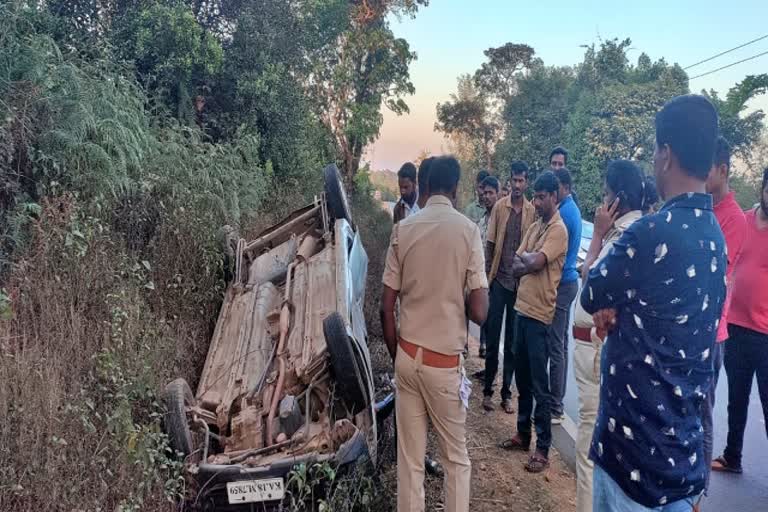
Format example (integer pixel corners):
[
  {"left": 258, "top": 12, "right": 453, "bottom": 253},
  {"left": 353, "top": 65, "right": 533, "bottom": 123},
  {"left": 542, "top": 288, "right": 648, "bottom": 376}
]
[
  {"left": 482, "top": 396, "right": 495, "bottom": 411},
  {"left": 501, "top": 398, "right": 515, "bottom": 414},
  {"left": 499, "top": 435, "right": 530, "bottom": 452},
  {"left": 524, "top": 452, "right": 550, "bottom": 473},
  {"left": 711, "top": 455, "right": 742, "bottom": 474}
]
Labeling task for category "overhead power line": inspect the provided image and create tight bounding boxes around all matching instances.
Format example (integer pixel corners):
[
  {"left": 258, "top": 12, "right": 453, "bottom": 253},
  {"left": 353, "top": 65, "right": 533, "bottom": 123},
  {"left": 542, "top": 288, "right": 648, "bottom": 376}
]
[
  {"left": 684, "top": 34, "right": 768, "bottom": 70},
  {"left": 689, "top": 50, "right": 768, "bottom": 80}
]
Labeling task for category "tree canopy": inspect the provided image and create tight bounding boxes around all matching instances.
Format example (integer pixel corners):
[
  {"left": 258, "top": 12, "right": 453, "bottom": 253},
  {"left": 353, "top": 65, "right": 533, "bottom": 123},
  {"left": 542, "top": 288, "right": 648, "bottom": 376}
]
[{"left": 437, "top": 37, "right": 768, "bottom": 216}]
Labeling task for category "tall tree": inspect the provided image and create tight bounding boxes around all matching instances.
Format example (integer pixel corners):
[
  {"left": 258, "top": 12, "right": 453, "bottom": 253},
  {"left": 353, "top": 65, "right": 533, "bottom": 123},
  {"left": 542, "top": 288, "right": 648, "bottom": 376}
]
[
  {"left": 308, "top": 0, "right": 427, "bottom": 186},
  {"left": 704, "top": 74, "right": 768, "bottom": 160},
  {"left": 435, "top": 75, "right": 498, "bottom": 170},
  {"left": 496, "top": 63, "right": 574, "bottom": 172},
  {"left": 474, "top": 43, "right": 536, "bottom": 105}
]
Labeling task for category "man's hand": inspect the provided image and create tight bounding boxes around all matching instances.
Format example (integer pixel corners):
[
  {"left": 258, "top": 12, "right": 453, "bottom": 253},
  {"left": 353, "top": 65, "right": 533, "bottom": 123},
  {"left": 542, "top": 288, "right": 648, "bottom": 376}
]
[
  {"left": 592, "top": 308, "right": 617, "bottom": 338},
  {"left": 594, "top": 198, "right": 620, "bottom": 241}
]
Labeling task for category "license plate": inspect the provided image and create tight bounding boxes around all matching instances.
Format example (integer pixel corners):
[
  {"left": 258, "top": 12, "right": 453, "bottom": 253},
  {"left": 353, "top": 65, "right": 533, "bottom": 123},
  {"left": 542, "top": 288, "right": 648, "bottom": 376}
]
[{"left": 226, "top": 478, "right": 285, "bottom": 504}]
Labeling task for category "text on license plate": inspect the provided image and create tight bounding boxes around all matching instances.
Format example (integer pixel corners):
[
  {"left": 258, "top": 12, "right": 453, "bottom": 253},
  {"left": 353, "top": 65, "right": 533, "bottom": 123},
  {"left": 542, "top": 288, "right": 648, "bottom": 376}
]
[{"left": 226, "top": 478, "right": 285, "bottom": 504}]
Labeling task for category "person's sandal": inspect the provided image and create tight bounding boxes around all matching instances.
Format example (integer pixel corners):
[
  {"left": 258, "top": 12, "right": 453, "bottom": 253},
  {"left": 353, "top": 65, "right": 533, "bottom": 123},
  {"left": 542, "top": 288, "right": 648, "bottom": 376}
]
[
  {"left": 499, "top": 434, "right": 530, "bottom": 452},
  {"left": 711, "top": 455, "right": 743, "bottom": 474},
  {"left": 501, "top": 398, "right": 515, "bottom": 414},
  {"left": 482, "top": 396, "right": 495, "bottom": 411},
  {"left": 524, "top": 452, "right": 550, "bottom": 473}
]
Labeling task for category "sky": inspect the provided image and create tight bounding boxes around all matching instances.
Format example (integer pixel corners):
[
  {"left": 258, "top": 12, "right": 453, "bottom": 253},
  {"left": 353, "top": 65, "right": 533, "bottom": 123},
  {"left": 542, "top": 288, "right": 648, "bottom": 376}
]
[{"left": 367, "top": 0, "right": 768, "bottom": 172}]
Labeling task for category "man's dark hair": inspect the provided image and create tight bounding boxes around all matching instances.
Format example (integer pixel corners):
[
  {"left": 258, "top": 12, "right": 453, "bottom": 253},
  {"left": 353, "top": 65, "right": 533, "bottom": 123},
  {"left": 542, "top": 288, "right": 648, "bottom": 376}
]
[
  {"left": 417, "top": 157, "right": 435, "bottom": 191},
  {"left": 510, "top": 160, "right": 529, "bottom": 177},
  {"left": 533, "top": 171, "right": 559, "bottom": 194},
  {"left": 605, "top": 160, "right": 647, "bottom": 212},
  {"left": 554, "top": 167, "right": 573, "bottom": 190},
  {"left": 428, "top": 156, "right": 461, "bottom": 194},
  {"left": 549, "top": 146, "right": 569, "bottom": 164},
  {"left": 481, "top": 176, "right": 500, "bottom": 192},
  {"left": 397, "top": 162, "right": 417, "bottom": 182},
  {"left": 655, "top": 94, "right": 719, "bottom": 180},
  {"left": 476, "top": 170, "right": 490, "bottom": 184},
  {"left": 643, "top": 176, "right": 659, "bottom": 213},
  {"left": 714, "top": 136, "right": 731, "bottom": 174}
]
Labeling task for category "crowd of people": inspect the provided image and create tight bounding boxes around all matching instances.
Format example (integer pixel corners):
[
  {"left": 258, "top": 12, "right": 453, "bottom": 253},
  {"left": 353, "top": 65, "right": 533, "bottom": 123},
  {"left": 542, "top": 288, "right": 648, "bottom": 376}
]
[{"left": 379, "top": 93, "right": 768, "bottom": 512}]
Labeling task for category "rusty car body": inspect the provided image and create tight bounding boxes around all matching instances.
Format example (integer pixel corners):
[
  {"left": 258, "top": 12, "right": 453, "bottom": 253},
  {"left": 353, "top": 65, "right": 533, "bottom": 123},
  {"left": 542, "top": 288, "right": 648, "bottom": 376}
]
[{"left": 162, "top": 165, "right": 387, "bottom": 510}]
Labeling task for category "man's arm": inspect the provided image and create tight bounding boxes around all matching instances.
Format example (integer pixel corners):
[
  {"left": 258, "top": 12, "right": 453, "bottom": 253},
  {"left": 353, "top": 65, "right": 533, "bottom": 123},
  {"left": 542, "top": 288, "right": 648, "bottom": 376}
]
[
  {"left": 380, "top": 285, "right": 399, "bottom": 361},
  {"left": 466, "top": 225, "right": 490, "bottom": 325},
  {"left": 485, "top": 241, "right": 495, "bottom": 274},
  {"left": 721, "top": 212, "right": 747, "bottom": 273},
  {"left": 380, "top": 227, "right": 402, "bottom": 362},
  {"left": 512, "top": 251, "right": 547, "bottom": 277},
  {"left": 484, "top": 202, "right": 500, "bottom": 275},
  {"left": 467, "top": 288, "right": 489, "bottom": 325},
  {"left": 513, "top": 223, "right": 567, "bottom": 277}
]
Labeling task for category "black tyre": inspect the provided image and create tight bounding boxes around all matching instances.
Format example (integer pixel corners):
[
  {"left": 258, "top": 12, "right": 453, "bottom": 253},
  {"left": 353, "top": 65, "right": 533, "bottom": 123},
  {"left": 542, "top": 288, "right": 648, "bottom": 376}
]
[
  {"left": 323, "top": 164, "right": 352, "bottom": 223},
  {"left": 162, "top": 378, "right": 194, "bottom": 458},
  {"left": 323, "top": 312, "right": 370, "bottom": 414}
]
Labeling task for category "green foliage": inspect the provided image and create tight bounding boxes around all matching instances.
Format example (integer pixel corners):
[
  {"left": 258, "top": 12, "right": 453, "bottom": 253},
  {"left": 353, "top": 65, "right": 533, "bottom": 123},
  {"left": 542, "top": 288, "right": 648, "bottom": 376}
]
[
  {"left": 436, "top": 75, "right": 498, "bottom": 171},
  {"left": 1, "top": 2, "right": 417, "bottom": 509},
  {"left": 496, "top": 63, "right": 575, "bottom": 173},
  {"left": 704, "top": 74, "right": 768, "bottom": 160},
  {"left": 730, "top": 173, "right": 761, "bottom": 210},
  {"left": 309, "top": 1, "right": 425, "bottom": 184},
  {"left": 474, "top": 43, "right": 536, "bottom": 103},
  {"left": 284, "top": 461, "right": 377, "bottom": 512},
  {"left": 441, "top": 38, "right": 696, "bottom": 220}
]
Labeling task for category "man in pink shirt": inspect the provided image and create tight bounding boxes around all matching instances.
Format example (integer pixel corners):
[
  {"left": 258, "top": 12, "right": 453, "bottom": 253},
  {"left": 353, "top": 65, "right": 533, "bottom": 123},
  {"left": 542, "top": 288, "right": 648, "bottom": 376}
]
[
  {"left": 702, "top": 137, "right": 747, "bottom": 492},
  {"left": 712, "top": 166, "right": 768, "bottom": 475}
]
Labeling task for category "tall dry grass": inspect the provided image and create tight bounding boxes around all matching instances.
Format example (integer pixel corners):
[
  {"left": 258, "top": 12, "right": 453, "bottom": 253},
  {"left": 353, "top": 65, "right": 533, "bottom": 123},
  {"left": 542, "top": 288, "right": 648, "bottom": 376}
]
[
  {"left": 0, "top": 189, "right": 396, "bottom": 511},
  {"left": 0, "top": 195, "right": 225, "bottom": 511}
]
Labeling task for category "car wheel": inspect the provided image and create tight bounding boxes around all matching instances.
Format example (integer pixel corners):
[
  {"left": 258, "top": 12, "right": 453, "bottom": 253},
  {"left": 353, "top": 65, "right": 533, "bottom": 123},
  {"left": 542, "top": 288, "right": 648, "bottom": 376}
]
[
  {"left": 323, "top": 312, "right": 370, "bottom": 414},
  {"left": 323, "top": 164, "right": 352, "bottom": 223},
  {"left": 162, "top": 378, "right": 194, "bottom": 458}
]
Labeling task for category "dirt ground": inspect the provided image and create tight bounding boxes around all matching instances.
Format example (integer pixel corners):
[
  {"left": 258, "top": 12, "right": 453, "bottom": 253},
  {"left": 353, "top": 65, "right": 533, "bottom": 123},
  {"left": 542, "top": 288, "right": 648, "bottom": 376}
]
[
  {"left": 361, "top": 202, "right": 576, "bottom": 511},
  {"left": 375, "top": 336, "right": 577, "bottom": 512}
]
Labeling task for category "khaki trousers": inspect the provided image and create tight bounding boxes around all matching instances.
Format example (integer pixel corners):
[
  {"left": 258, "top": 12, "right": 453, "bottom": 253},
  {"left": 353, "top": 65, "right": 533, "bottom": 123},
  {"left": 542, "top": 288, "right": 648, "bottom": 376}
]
[
  {"left": 395, "top": 345, "right": 470, "bottom": 512},
  {"left": 574, "top": 339, "right": 601, "bottom": 512}
]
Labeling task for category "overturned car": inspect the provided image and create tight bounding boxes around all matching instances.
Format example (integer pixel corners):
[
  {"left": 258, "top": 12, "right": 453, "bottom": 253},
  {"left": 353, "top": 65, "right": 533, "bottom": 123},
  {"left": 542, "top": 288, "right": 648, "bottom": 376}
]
[{"left": 162, "top": 165, "right": 391, "bottom": 510}]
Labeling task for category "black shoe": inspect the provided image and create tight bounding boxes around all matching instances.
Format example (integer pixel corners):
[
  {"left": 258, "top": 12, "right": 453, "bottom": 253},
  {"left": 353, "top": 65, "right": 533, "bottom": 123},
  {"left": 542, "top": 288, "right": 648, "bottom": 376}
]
[
  {"left": 479, "top": 344, "right": 486, "bottom": 358},
  {"left": 425, "top": 456, "right": 443, "bottom": 477},
  {"left": 472, "top": 369, "right": 485, "bottom": 381}
]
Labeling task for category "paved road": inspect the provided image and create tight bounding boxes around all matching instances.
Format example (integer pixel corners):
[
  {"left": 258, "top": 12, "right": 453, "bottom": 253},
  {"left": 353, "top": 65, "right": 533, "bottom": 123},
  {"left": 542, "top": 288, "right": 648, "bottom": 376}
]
[
  {"left": 481, "top": 313, "right": 767, "bottom": 510},
  {"left": 561, "top": 336, "right": 768, "bottom": 511}
]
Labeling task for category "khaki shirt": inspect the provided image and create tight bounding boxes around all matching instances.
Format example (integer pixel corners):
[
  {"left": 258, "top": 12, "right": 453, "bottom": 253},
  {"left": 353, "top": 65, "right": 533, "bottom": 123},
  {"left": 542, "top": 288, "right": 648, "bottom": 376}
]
[
  {"left": 486, "top": 196, "right": 537, "bottom": 283},
  {"left": 383, "top": 195, "right": 488, "bottom": 355},
  {"left": 514, "top": 210, "right": 568, "bottom": 325}
]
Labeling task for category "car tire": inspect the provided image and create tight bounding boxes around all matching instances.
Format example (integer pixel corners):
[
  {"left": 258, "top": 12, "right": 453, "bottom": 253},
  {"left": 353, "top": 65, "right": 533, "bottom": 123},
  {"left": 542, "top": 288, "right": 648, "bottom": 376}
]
[
  {"left": 323, "top": 312, "right": 370, "bottom": 414},
  {"left": 323, "top": 164, "right": 352, "bottom": 223},
  {"left": 162, "top": 378, "right": 194, "bottom": 458}
]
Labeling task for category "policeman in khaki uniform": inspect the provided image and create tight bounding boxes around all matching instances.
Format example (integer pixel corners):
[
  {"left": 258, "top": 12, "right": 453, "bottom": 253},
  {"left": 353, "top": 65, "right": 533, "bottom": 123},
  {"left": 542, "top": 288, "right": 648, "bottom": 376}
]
[{"left": 381, "top": 156, "right": 489, "bottom": 512}]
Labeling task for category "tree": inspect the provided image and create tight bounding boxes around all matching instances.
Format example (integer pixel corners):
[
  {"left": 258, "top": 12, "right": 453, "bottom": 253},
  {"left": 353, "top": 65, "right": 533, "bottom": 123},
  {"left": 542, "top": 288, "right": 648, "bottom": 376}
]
[
  {"left": 414, "top": 149, "right": 431, "bottom": 167},
  {"left": 496, "top": 63, "right": 575, "bottom": 173},
  {"left": 705, "top": 74, "right": 768, "bottom": 160},
  {"left": 435, "top": 75, "right": 498, "bottom": 170},
  {"left": 307, "top": 0, "right": 427, "bottom": 187},
  {"left": 129, "top": 3, "right": 223, "bottom": 122},
  {"left": 474, "top": 43, "right": 536, "bottom": 105}
]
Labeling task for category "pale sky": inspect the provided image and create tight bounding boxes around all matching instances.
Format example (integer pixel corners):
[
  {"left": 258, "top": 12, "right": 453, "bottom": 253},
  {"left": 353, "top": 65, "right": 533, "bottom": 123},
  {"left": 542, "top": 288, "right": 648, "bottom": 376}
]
[{"left": 367, "top": 0, "right": 768, "bottom": 171}]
